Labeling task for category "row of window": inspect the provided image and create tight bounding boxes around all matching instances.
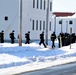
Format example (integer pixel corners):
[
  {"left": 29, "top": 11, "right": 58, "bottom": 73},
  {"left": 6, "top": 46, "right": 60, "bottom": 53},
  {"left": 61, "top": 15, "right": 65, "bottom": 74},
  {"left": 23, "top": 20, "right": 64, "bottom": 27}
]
[
  {"left": 4, "top": 16, "right": 73, "bottom": 25},
  {"left": 59, "top": 20, "right": 73, "bottom": 24},
  {"left": 33, "top": 0, "right": 52, "bottom": 11},
  {"left": 32, "top": 20, "right": 51, "bottom": 31}
]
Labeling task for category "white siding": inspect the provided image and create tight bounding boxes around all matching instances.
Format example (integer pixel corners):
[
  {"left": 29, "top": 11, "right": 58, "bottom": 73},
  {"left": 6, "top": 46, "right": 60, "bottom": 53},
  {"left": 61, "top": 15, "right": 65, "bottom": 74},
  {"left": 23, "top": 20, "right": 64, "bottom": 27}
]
[
  {"left": 0, "top": 0, "right": 53, "bottom": 41},
  {"left": 0, "top": 0, "right": 19, "bottom": 40},
  {"left": 22, "top": 0, "right": 53, "bottom": 40},
  {"left": 53, "top": 17, "right": 76, "bottom": 36}
]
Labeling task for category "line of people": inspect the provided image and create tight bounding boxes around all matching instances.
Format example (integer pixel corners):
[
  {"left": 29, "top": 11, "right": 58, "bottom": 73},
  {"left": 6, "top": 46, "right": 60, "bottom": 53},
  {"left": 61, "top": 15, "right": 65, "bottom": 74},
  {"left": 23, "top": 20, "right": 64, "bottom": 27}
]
[
  {"left": 58, "top": 32, "right": 76, "bottom": 47},
  {"left": 25, "top": 31, "right": 76, "bottom": 48},
  {"left": 0, "top": 30, "right": 76, "bottom": 48},
  {"left": 25, "top": 31, "right": 56, "bottom": 48},
  {"left": 0, "top": 30, "right": 15, "bottom": 44}
]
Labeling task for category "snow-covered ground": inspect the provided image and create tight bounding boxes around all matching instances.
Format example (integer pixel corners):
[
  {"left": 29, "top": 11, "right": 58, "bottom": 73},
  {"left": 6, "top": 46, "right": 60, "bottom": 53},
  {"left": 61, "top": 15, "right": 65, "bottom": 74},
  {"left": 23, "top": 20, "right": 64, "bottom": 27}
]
[{"left": 0, "top": 40, "right": 76, "bottom": 75}]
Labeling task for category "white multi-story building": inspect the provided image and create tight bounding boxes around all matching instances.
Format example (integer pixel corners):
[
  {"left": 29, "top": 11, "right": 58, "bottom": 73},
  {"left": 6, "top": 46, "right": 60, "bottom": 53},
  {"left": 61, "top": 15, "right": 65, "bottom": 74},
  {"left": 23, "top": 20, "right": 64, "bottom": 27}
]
[{"left": 0, "top": 0, "right": 53, "bottom": 42}]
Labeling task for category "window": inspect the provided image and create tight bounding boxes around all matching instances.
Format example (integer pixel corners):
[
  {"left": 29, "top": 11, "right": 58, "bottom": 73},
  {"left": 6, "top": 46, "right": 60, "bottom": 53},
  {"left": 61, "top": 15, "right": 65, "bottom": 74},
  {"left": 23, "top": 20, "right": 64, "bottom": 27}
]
[
  {"left": 43, "top": 21, "right": 45, "bottom": 30},
  {"left": 40, "top": 0, "right": 42, "bottom": 9},
  {"left": 32, "top": 20, "right": 35, "bottom": 30},
  {"left": 44, "top": 0, "right": 46, "bottom": 10},
  {"left": 37, "top": 0, "right": 38, "bottom": 9},
  {"left": 59, "top": 20, "right": 62, "bottom": 24},
  {"left": 33, "top": 0, "right": 35, "bottom": 8},
  {"left": 50, "top": 2, "right": 52, "bottom": 11},
  {"left": 5, "top": 16, "right": 8, "bottom": 21},
  {"left": 36, "top": 20, "right": 38, "bottom": 30},
  {"left": 40, "top": 21, "right": 42, "bottom": 30},
  {"left": 69, "top": 21, "right": 73, "bottom": 24},
  {"left": 49, "top": 22, "right": 51, "bottom": 31}
]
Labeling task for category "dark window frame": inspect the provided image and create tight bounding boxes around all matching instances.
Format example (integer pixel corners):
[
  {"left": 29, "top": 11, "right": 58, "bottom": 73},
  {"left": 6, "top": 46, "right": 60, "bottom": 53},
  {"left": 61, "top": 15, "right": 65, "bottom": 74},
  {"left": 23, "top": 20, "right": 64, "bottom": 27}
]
[
  {"left": 50, "top": 2, "right": 52, "bottom": 11},
  {"left": 59, "top": 20, "right": 62, "bottom": 24},
  {"left": 40, "top": 20, "right": 42, "bottom": 30},
  {"left": 69, "top": 20, "right": 73, "bottom": 24},
  {"left": 37, "top": 0, "right": 38, "bottom": 9},
  {"left": 40, "top": 0, "right": 42, "bottom": 9},
  {"left": 43, "top": 21, "right": 45, "bottom": 30},
  {"left": 49, "top": 22, "right": 51, "bottom": 31},
  {"left": 36, "top": 20, "right": 38, "bottom": 30},
  {"left": 5, "top": 16, "right": 8, "bottom": 21},
  {"left": 32, "top": 20, "right": 35, "bottom": 30},
  {"left": 44, "top": 0, "right": 46, "bottom": 10},
  {"left": 33, "top": 0, "right": 35, "bottom": 8}
]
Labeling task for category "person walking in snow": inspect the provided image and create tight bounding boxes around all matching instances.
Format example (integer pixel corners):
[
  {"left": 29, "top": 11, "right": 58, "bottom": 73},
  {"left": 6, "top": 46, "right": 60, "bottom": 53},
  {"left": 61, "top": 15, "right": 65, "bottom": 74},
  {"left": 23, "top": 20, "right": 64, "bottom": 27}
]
[
  {"left": 25, "top": 31, "right": 30, "bottom": 44},
  {"left": 51, "top": 32, "right": 56, "bottom": 48},
  {"left": 39, "top": 31, "right": 47, "bottom": 48},
  {"left": 9, "top": 30, "right": 15, "bottom": 44},
  {"left": 0, "top": 30, "right": 4, "bottom": 43}
]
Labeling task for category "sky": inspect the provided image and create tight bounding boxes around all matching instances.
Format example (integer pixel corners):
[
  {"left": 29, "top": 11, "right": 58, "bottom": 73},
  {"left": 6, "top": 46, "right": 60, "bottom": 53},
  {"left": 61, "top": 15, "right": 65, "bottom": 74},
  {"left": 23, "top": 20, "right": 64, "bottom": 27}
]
[
  {"left": 0, "top": 40, "right": 76, "bottom": 75},
  {"left": 52, "top": 0, "right": 76, "bottom": 12}
]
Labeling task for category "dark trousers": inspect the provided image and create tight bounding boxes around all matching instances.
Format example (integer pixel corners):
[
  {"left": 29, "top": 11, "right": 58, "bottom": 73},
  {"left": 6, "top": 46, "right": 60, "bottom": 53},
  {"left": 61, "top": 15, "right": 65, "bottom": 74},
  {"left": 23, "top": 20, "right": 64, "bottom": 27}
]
[
  {"left": 11, "top": 39, "right": 14, "bottom": 44},
  {"left": 25, "top": 40, "right": 30, "bottom": 44},
  {"left": 39, "top": 41, "right": 46, "bottom": 48},
  {"left": 52, "top": 41, "right": 55, "bottom": 48},
  {"left": 58, "top": 40, "right": 60, "bottom": 48},
  {"left": 0, "top": 38, "right": 4, "bottom": 43}
]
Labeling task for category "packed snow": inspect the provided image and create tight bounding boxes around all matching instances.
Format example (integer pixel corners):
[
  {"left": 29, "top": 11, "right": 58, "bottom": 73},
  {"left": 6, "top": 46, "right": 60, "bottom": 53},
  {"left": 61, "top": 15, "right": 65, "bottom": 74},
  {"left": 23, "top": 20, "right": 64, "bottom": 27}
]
[{"left": 0, "top": 40, "right": 76, "bottom": 75}]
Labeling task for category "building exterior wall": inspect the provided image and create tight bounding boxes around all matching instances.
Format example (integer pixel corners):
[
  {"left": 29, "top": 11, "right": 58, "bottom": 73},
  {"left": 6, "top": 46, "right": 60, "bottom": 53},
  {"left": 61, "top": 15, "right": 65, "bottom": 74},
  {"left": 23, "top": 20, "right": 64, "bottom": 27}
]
[
  {"left": 0, "top": 0, "right": 19, "bottom": 40},
  {"left": 0, "top": 0, "right": 53, "bottom": 41},
  {"left": 22, "top": 0, "right": 53, "bottom": 40},
  {"left": 54, "top": 17, "right": 76, "bottom": 37}
]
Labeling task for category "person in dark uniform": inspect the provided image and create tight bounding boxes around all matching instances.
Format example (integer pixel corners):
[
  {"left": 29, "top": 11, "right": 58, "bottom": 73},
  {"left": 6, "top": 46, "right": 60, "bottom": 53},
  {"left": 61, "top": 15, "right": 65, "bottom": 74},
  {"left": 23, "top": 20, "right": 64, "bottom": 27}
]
[
  {"left": 9, "top": 30, "right": 15, "bottom": 44},
  {"left": 51, "top": 32, "right": 56, "bottom": 48},
  {"left": 0, "top": 30, "right": 4, "bottom": 43},
  {"left": 71, "top": 33, "right": 76, "bottom": 43},
  {"left": 25, "top": 31, "right": 30, "bottom": 44},
  {"left": 0, "top": 32, "right": 1, "bottom": 43},
  {"left": 1, "top": 30, "right": 4, "bottom": 43},
  {"left": 39, "top": 31, "right": 47, "bottom": 48},
  {"left": 75, "top": 35, "right": 76, "bottom": 42},
  {"left": 64, "top": 33, "right": 70, "bottom": 46}
]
